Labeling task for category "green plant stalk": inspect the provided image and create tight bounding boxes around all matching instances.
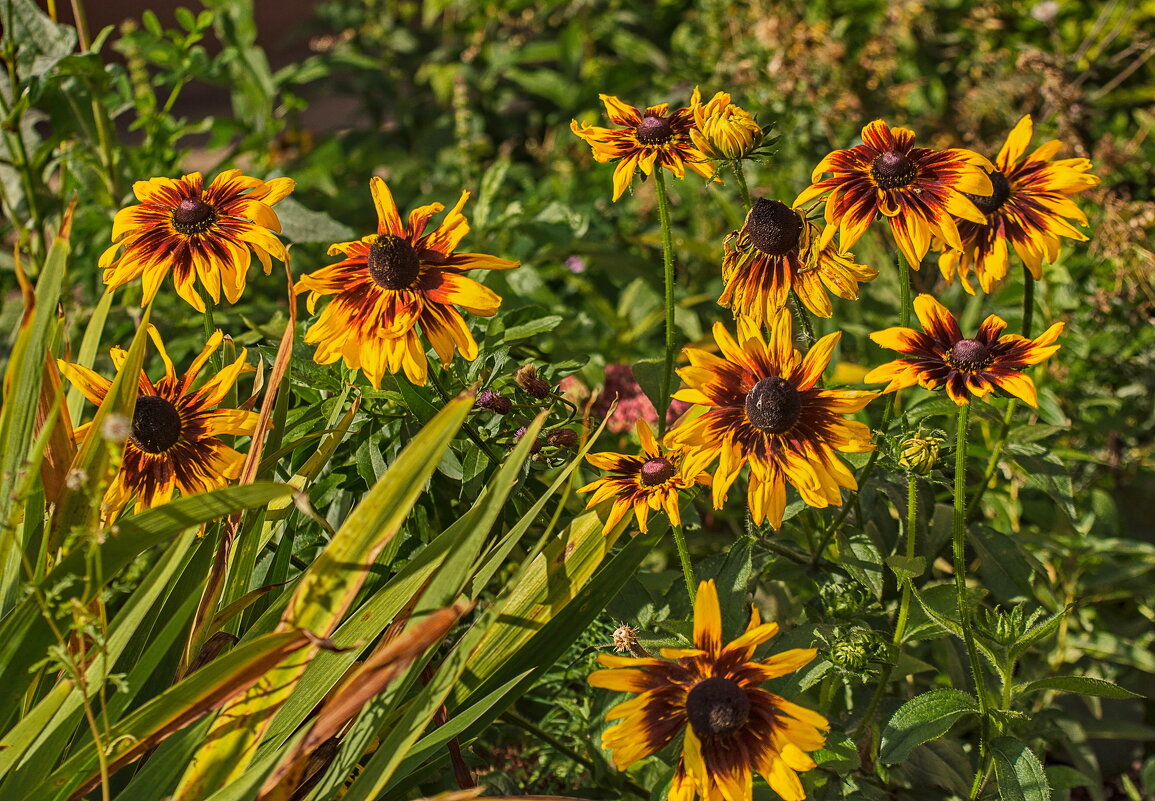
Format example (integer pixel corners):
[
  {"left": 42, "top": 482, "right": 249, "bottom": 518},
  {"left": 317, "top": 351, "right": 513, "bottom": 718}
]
[
  {"left": 952, "top": 402, "right": 990, "bottom": 797},
  {"left": 967, "top": 267, "right": 1034, "bottom": 518},
  {"left": 653, "top": 168, "right": 677, "bottom": 441},
  {"left": 427, "top": 369, "right": 502, "bottom": 464},
  {"left": 730, "top": 160, "right": 752, "bottom": 210},
  {"left": 853, "top": 472, "right": 919, "bottom": 738},
  {"left": 671, "top": 524, "right": 695, "bottom": 604},
  {"left": 790, "top": 290, "right": 818, "bottom": 346},
  {"left": 812, "top": 251, "right": 915, "bottom": 561}
]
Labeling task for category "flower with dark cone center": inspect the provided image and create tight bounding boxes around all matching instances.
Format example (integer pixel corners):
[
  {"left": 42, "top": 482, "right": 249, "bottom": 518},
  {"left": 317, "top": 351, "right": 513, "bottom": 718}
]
[
  {"left": 964, "top": 170, "right": 1011, "bottom": 216},
  {"left": 686, "top": 677, "right": 750, "bottom": 737},
  {"left": 367, "top": 234, "right": 422, "bottom": 290},
  {"left": 640, "top": 457, "right": 676, "bottom": 486},
  {"left": 745, "top": 376, "right": 802, "bottom": 434},
  {"left": 635, "top": 114, "right": 673, "bottom": 145},
  {"left": 746, "top": 198, "right": 803, "bottom": 256},
  {"left": 870, "top": 150, "right": 918, "bottom": 190},
  {"left": 130, "top": 395, "right": 183, "bottom": 453},
  {"left": 171, "top": 197, "right": 216, "bottom": 235},
  {"left": 948, "top": 338, "right": 991, "bottom": 372}
]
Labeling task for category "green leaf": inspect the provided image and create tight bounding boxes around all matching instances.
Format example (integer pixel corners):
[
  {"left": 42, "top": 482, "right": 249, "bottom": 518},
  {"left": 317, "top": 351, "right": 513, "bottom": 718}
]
[
  {"left": 1020, "top": 676, "right": 1139, "bottom": 700},
  {"left": 836, "top": 530, "right": 883, "bottom": 599},
  {"left": 1010, "top": 605, "right": 1071, "bottom": 660},
  {"left": 879, "top": 688, "right": 979, "bottom": 765},
  {"left": 274, "top": 196, "right": 355, "bottom": 243},
  {"left": 990, "top": 737, "right": 1050, "bottom": 801},
  {"left": 887, "top": 554, "right": 926, "bottom": 583},
  {"left": 170, "top": 396, "right": 471, "bottom": 798},
  {"left": 1013, "top": 452, "right": 1076, "bottom": 522}
]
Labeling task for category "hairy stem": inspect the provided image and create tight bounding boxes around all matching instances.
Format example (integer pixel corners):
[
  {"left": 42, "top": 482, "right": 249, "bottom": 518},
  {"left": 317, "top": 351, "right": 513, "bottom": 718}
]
[{"left": 653, "top": 169, "right": 677, "bottom": 440}]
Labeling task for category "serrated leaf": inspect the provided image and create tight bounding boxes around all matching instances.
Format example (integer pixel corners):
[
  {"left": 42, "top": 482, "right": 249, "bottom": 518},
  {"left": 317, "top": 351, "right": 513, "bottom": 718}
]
[
  {"left": 990, "top": 737, "right": 1050, "bottom": 801},
  {"left": 1020, "top": 676, "right": 1139, "bottom": 700},
  {"left": 879, "top": 688, "right": 978, "bottom": 764}
]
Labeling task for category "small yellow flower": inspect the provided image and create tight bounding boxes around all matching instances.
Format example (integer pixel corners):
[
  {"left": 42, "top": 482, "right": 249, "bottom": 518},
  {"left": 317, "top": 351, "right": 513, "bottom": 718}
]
[{"left": 690, "top": 89, "right": 764, "bottom": 160}]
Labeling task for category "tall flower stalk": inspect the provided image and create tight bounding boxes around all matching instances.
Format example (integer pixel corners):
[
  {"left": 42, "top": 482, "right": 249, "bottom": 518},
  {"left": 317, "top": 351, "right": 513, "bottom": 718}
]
[{"left": 652, "top": 169, "right": 694, "bottom": 604}]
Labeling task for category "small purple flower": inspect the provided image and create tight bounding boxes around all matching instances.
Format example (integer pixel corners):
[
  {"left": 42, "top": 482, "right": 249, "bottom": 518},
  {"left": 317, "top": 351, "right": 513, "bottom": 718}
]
[
  {"left": 565, "top": 255, "right": 587, "bottom": 274},
  {"left": 477, "top": 389, "right": 512, "bottom": 414}
]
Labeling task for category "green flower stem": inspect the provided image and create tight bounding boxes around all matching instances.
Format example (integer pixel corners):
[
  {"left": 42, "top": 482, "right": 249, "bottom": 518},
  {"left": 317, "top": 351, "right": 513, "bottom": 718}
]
[
  {"left": 202, "top": 300, "right": 222, "bottom": 374},
  {"left": 653, "top": 168, "right": 677, "bottom": 440},
  {"left": 895, "top": 473, "right": 919, "bottom": 642},
  {"left": 730, "top": 160, "right": 752, "bottom": 211},
  {"left": 427, "top": 369, "right": 503, "bottom": 464},
  {"left": 1021, "top": 267, "right": 1035, "bottom": 339},
  {"left": 852, "top": 472, "right": 920, "bottom": 739},
  {"left": 671, "top": 524, "right": 695, "bottom": 605},
  {"left": 811, "top": 253, "right": 912, "bottom": 563},
  {"left": 790, "top": 290, "right": 818, "bottom": 346},
  {"left": 952, "top": 402, "right": 990, "bottom": 794},
  {"left": 967, "top": 266, "right": 1034, "bottom": 519}
]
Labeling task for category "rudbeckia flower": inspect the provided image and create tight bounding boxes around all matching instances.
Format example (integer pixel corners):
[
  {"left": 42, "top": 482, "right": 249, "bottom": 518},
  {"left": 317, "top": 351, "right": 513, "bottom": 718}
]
[
  {"left": 295, "top": 177, "right": 518, "bottom": 387},
  {"left": 690, "top": 89, "right": 764, "bottom": 161},
  {"left": 578, "top": 419, "right": 710, "bottom": 535},
  {"left": 589, "top": 579, "right": 828, "bottom": 801},
  {"left": 938, "top": 115, "right": 1100, "bottom": 293},
  {"left": 101, "top": 170, "right": 294, "bottom": 311},
  {"left": 666, "top": 315, "right": 877, "bottom": 529},
  {"left": 864, "top": 294, "right": 1063, "bottom": 405},
  {"left": 571, "top": 93, "right": 715, "bottom": 201},
  {"left": 720, "top": 198, "right": 877, "bottom": 322},
  {"left": 794, "top": 120, "right": 994, "bottom": 269},
  {"left": 58, "top": 327, "right": 258, "bottom": 516}
]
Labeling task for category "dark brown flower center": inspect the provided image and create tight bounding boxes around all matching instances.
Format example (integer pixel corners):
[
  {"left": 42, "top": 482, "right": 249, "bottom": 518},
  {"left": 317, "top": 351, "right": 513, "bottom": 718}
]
[
  {"left": 745, "top": 198, "right": 803, "bottom": 256},
  {"left": 171, "top": 197, "right": 216, "bottom": 235},
  {"left": 131, "top": 395, "right": 182, "bottom": 453},
  {"left": 367, "top": 234, "right": 422, "bottom": 290},
  {"left": 871, "top": 150, "right": 917, "bottom": 190},
  {"left": 686, "top": 677, "right": 750, "bottom": 737},
  {"left": 964, "top": 170, "right": 1011, "bottom": 216},
  {"left": 635, "top": 114, "right": 673, "bottom": 145},
  {"left": 948, "top": 338, "right": 991, "bottom": 372},
  {"left": 745, "top": 376, "right": 802, "bottom": 434},
  {"left": 640, "top": 457, "right": 676, "bottom": 486}
]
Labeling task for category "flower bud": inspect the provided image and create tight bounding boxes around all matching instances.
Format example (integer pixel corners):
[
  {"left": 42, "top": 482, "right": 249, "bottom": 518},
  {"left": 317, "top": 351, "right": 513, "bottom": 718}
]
[
  {"left": 477, "top": 389, "right": 512, "bottom": 414},
  {"left": 898, "top": 432, "right": 944, "bottom": 475},
  {"left": 514, "top": 426, "right": 542, "bottom": 455},
  {"left": 546, "top": 427, "right": 578, "bottom": 448},
  {"left": 514, "top": 364, "right": 551, "bottom": 399},
  {"left": 691, "top": 90, "right": 764, "bottom": 160}
]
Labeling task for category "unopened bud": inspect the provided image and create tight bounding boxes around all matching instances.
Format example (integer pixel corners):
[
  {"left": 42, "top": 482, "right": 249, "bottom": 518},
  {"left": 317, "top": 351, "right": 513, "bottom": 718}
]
[
  {"left": 514, "top": 364, "right": 551, "bottom": 399},
  {"left": 477, "top": 389, "right": 512, "bottom": 414},
  {"left": 546, "top": 428, "right": 578, "bottom": 448},
  {"left": 898, "top": 432, "right": 944, "bottom": 475},
  {"left": 514, "top": 426, "right": 542, "bottom": 455}
]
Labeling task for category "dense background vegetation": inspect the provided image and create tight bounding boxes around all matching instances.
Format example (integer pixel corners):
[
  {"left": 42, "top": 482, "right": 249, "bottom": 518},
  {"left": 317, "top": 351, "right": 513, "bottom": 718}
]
[{"left": 1, "top": 0, "right": 1153, "bottom": 798}]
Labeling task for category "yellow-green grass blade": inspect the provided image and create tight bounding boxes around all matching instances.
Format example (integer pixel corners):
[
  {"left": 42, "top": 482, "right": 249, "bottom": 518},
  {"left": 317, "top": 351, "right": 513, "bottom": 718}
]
[
  {"left": 0, "top": 529, "right": 198, "bottom": 792},
  {"left": 0, "top": 483, "right": 292, "bottom": 732},
  {"left": 31, "top": 629, "right": 319, "bottom": 801},
  {"left": 0, "top": 210, "right": 72, "bottom": 613},
  {"left": 259, "top": 412, "right": 546, "bottom": 749},
  {"left": 170, "top": 394, "right": 472, "bottom": 799},
  {"left": 332, "top": 507, "right": 630, "bottom": 801},
  {"left": 64, "top": 289, "right": 113, "bottom": 424},
  {"left": 392, "top": 527, "right": 661, "bottom": 787}
]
